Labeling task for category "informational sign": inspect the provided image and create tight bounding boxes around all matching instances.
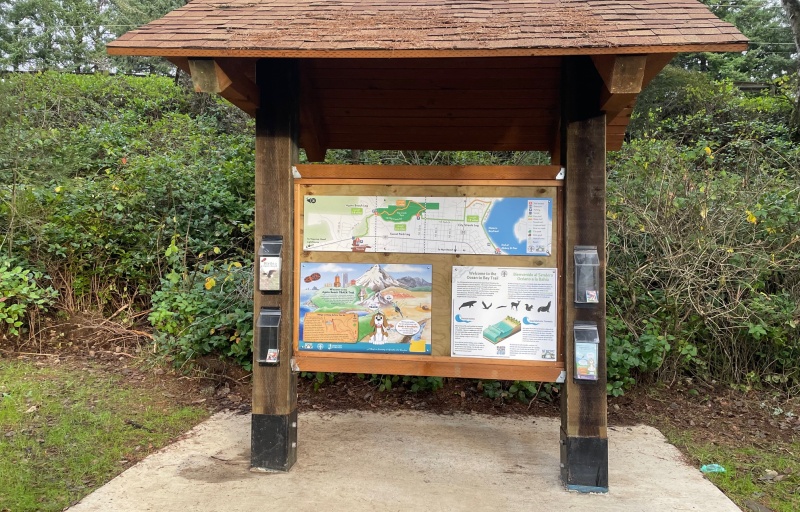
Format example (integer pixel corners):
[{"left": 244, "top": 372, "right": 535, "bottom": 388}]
[
  {"left": 303, "top": 195, "right": 552, "bottom": 256},
  {"left": 451, "top": 266, "right": 557, "bottom": 360},
  {"left": 298, "top": 262, "right": 432, "bottom": 354}
]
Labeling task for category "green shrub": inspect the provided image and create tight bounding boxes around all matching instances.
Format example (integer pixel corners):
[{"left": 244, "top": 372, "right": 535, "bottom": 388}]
[
  {"left": 606, "top": 137, "right": 800, "bottom": 391},
  {"left": 148, "top": 239, "right": 253, "bottom": 370},
  {"left": 0, "top": 258, "right": 57, "bottom": 338},
  {"left": 0, "top": 72, "right": 255, "bottom": 314},
  {"left": 480, "top": 380, "right": 559, "bottom": 403}
]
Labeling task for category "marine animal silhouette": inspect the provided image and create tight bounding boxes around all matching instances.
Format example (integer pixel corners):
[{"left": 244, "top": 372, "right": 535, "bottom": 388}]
[
  {"left": 459, "top": 300, "right": 477, "bottom": 310},
  {"left": 537, "top": 301, "right": 552, "bottom": 313}
]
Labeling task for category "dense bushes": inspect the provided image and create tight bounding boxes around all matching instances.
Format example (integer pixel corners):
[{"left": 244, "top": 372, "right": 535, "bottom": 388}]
[
  {"left": 1, "top": 72, "right": 254, "bottom": 318},
  {"left": 0, "top": 257, "right": 57, "bottom": 340},
  {"left": 606, "top": 138, "right": 800, "bottom": 391},
  {"left": 148, "top": 238, "right": 253, "bottom": 369},
  {"left": 2, "top": 70, "right": 798, "bottom": 394},
  {"left": 607, "top": 68, "right": 800, "bottom": 392}
]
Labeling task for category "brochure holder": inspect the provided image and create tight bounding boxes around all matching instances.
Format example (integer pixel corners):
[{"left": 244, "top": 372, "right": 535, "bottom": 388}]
[
  {"left": 259, "top": 236, "right": 283, "bottom": 292},
  {"left": 574, "top": 246, "right": 600, "bottom": 304},
  {"left": 573, "top": 322, "right": 600, "bottom": 381},
  {"left": 257, "top": 307, "right": 281, "bottom": 365}
]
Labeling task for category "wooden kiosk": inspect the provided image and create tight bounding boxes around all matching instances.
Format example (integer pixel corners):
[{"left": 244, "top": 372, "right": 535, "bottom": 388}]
[{"left": 109, "top": 0, "right": 746, "bottom": 492}]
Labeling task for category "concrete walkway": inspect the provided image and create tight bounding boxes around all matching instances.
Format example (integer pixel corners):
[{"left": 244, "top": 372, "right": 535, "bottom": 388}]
[{"left": 69, "top": 411, "right": 740, "bottom": 511}]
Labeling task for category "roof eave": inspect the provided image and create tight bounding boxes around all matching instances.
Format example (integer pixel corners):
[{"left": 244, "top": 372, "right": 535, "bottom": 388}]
[{"left": 106, "top": 42, "right": 749, "bottom": 59}]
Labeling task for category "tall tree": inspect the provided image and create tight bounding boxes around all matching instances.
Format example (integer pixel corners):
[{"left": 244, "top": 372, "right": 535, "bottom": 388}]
[
  {"left": 675, "top": 0, "right": 795, "bottom": 81},
  {"left": 0, "top": 0, "right": 109, "bottom": 72},
  {"left": 0, "top": 0, "right": 185, "bottom": 74},
  {"left": 781, "top": 0, "right": 800, "bottom": 136},
  {"left": 107, "top": 0, "right": 187, "bottom": 75}
]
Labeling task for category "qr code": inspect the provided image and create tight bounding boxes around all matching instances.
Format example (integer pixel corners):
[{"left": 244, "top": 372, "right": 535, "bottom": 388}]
[{"left": 496, "top": 346, "right": 506, "bottom": 355}]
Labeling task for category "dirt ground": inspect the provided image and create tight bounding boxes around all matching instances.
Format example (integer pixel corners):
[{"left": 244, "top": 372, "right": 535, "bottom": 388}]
[{"left": 3, "top": 316, "right": 799, "bottom": 478}]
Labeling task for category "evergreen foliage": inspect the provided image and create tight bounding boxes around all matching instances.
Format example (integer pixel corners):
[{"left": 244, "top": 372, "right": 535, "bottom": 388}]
[
  {"left": 675, "top": 0, "right": 796, "bottom": 81},
  {"left": 1, "top": 67, "right": 798, "bottom": 393}
]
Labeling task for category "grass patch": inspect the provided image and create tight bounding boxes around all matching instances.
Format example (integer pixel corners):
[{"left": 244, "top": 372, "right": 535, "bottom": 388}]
[
  {"left": 663, "top": 427, "right": 800, "bottom": 512},
  {"left": 0, "top": 360, "right": 209, "bottom": 511}
]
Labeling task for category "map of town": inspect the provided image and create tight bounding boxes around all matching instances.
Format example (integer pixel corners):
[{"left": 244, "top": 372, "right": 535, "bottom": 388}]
[{"left": 303, "top": 195, "right": 552, "bottom": 256}]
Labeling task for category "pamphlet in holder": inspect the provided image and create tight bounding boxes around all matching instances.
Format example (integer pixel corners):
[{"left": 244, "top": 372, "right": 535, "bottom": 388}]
[
  {"left": 259, "top": 236, "right": 283, "bottom": 293},
  {"left": 574, "top": 245, "right": 600, "bottom": 305},
  {"left": 573, "top": 322, "right": 600, "bottom": 381},
  {"left": 257, "top": 307, "right": 281, "bottom": 366}
]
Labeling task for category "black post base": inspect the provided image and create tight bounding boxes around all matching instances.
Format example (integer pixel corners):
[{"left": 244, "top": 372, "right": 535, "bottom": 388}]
[
  {"left": 560, "top": 430, "right": 609, "bottom": 492},
  {"left": 251, "top": 411, "right": 298, "bottom": 472}
]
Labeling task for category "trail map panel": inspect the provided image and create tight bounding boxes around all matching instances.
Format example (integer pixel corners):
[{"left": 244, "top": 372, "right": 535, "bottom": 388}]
[
  {"left": 451, "top": 266, "right": 557, "bottom": 360},
  {"left": 303, "top": 195, "right": 552, "bottom": 256},
  {"left": 298, "top": 262, "right": 433, "bottom": 355}
]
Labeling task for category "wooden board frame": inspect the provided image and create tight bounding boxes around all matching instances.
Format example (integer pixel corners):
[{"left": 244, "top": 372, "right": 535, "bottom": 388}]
[{"left": 291, "top": 165, "right": 565, "bottom": 382}]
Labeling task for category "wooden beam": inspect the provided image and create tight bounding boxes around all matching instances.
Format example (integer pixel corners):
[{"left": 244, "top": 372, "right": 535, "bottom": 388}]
[
  {"left": 251, "top": 58, "right": 299, "bottom": 472},
  {"left": 550, "top": 118, "right": 562, "bottom": 166},
  {"left": 167, "top": 56, "right": 190, "bottom": 75},
  {"left": 298, "top": 61, "right": 328, "bottom": 162},
  {"left": 106, "top": 43, "right": 750, "bottom": 60},
  {"left": 215, "top": 58, "right": 260, "bottom": 105},
  {"left": 599, "top": 89, "right": 637, "bottom": 116},
  {"left": 187, "top": 58, "right": 259, "bottom": 117},
  {"left": 560, "top": 56, "right": 608, "bottom": 492},
  {"left": 294, "top": 164, "right": 562, "bottom": 181},
  {"left": 188, "top": 58, "right": 231, "bottom": 93},
  {"left": 601, "top": 52, "right": 677, "bottom": 143},
  {"left": 591, "top": 55, "right": 646, "bottom": 123},
  {"left": 591, "top": 55, "right": 647, "bottom": 94},
  {"left": 294, "top": 355, "right": 564, "bottom": 382}
]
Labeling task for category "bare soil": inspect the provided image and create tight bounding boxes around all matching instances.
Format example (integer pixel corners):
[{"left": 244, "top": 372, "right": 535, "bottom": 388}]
[{"left": 4, "top": 316, "right": 799, "bottom": 480}]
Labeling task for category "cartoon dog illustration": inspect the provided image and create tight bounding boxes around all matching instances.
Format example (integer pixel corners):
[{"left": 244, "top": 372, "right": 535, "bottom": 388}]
[{"left": 368, "top": 312, "right": 391, "bottom": 345}]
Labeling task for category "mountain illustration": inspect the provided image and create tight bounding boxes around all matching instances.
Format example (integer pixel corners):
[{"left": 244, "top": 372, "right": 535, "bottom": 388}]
[
  {"left": 355, "top": 264, "right": 404, "bottom": 292},
  {"left": 398, "top": 276, "right": 432, "bottom": 289}
]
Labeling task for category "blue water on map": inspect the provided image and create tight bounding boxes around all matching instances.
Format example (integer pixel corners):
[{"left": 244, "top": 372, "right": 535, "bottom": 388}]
[{"left": 483, "top": 198, "right": 529, "bottom": 254}]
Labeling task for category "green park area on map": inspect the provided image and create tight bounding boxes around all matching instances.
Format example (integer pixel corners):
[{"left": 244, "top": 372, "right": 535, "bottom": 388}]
[{"left": 374, "top": 201, "right": 439, "bottom": 223}]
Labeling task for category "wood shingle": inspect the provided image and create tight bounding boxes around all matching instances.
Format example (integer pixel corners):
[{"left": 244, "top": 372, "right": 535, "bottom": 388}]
[{"left": 108, "top": 0, "right": 747, "bottom": 58}]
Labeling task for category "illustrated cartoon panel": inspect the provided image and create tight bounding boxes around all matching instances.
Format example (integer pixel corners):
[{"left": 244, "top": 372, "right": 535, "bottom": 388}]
[{"left": 298, "top": 263, "right": 433, "bottom": 354}]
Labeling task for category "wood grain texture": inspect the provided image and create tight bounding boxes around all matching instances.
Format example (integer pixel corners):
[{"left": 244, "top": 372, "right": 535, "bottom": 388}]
[
  {"left": 252, "top": 59, "right": 299, "bottom": 417},
  {"left": 107, "top": 44, "right": 749, "bottom": 60},
  {"left": 293, "top": 179, "right": 562, "bottom": 375},
  {"left": 297, "top": 60, "right": 328, "bottom": 162},
  {"left": 295, "top": 165, "right": 561, "bottom": 181},
  {"left": 590, "top": 55, "right": 646, "bottom": 94},
  {"left": 561, "top": 56, "right": 608, "bottom": 439},
  {"left": 294, "top": 355, "right": 564, "bottom": 381}
]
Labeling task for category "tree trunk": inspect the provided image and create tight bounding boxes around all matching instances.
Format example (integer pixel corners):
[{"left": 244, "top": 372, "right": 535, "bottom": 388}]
[{"left": 781, "top": 0, "right": 800, "bottom": 138}]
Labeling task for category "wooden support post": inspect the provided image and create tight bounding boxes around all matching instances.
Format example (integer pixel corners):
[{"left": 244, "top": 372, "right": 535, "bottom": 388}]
[
  {"left": 560, "top": 56, "right": 608, "bottom": 492},
  {"left": 251, "top": 58, "right": 299, "bottom": 472}
]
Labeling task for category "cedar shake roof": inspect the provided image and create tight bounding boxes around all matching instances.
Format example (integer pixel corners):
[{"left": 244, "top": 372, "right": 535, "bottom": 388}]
[{"left": 107, "top": 0, "right": 748, "bottom": 58}]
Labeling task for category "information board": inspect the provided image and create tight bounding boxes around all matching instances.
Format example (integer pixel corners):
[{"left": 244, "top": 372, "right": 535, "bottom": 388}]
[
  {"left": 303, "top": 195, "right": 552, "bottom": 256},
  {"left": 451, "top": 266, "right": 557, "bottom": 360},
  {"left": 293, "top": 172, "right": 564, "bottom": 382}
]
